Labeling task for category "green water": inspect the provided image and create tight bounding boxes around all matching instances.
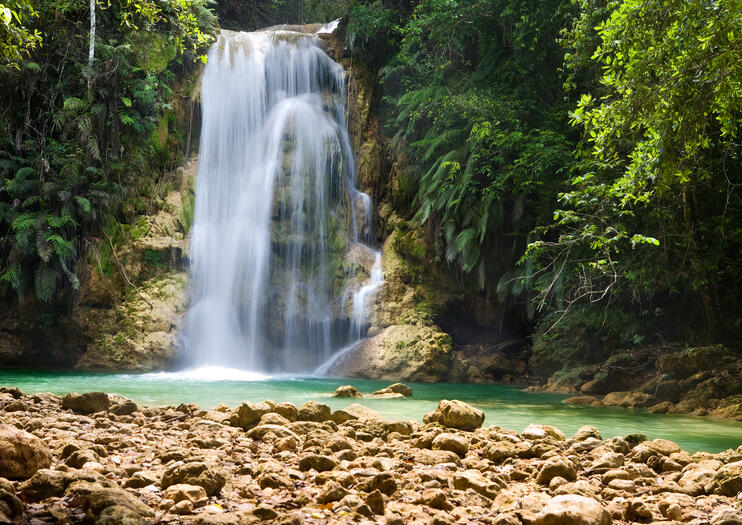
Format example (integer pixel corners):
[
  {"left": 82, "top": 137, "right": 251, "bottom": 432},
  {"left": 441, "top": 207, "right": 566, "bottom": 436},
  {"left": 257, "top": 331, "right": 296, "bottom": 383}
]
[{"left": 1, "top": 368, "right": 741, "bottom": 454}]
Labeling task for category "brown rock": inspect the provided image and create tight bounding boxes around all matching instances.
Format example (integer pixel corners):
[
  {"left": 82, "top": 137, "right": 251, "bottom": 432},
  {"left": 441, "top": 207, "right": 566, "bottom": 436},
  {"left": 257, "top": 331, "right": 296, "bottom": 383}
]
[
  {"left": 161, "top": 462, "right": 226, "bottom": 496},
  {"left": 423, "top": 400, "right": 484, "bottom": 430},
  {"left": 297, "top": 401, "right": 331, "bottom": 422},
  {"left": 61, "top": 392, "right": 111, "bottom": 414},
  {"left": 229, "top": 402, "right": 271, "bottom": 429},
  {"left": 431, "top": 433, "right": 468, "bottom": 457},
  {"left": 533, "top": 495, "right": 612, "bottom": 525},
  {"left": 333, "top": 385, "right": 362, "bottom": 398},
  {"left": 0, "top": 424, "right": 52, "bottom": 479},
  {"left": 372, "top": 383, "right": 413, "bottom": 397}
]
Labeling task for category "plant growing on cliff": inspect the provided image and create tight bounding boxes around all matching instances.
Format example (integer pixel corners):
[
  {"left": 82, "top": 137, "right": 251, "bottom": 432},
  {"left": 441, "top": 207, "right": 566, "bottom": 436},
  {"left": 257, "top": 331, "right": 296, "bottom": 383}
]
[
  {"left": 383, "top": 0, "right": 575, "bottom": 296},
  {"left": 0, "top": 0, "right": 215, "bottom": 302}
]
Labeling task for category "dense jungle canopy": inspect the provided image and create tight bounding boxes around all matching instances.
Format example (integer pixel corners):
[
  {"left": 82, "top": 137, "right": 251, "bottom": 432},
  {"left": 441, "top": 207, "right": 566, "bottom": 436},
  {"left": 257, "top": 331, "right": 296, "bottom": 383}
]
[{"left": 1, "top": 0, "right": 740, "bottom": 352}]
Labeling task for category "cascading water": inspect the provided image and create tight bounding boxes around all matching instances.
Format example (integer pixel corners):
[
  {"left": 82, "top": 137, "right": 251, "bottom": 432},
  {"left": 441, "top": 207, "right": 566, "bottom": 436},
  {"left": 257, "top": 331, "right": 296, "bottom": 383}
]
[{"left": 181, "top": 27, "right": 382, "bottom": 375}]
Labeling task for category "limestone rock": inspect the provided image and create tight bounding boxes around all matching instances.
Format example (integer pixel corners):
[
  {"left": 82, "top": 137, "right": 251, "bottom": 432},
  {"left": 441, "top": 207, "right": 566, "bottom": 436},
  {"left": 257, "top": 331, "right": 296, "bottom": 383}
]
[
  {"left": 62, "top": 392, "right": 111, "bottom": 414},
  {"left": 372, "top": 383, "right": 412, "bottom": 397},
  {"left": 601, "top": 391, "right": 656, "bottom": 408},
  {"left": 272, "top": 402, "right": 298, "bottom": 422},
  {"left": 431, "top": 433, "right": 468, "bottom": 457},
  {"left": 18, "top": 469, "right": 68, "bottom": 501},
  {"left": 161, "top": 462, "right": 226, "bottom": 496},
  {"left": 229, "top": 402, "right": 271, "bottom": 429},
  {"left": 423, "top": 400, "right": 484, "bottom": 431},
  {"left": 163, "top": 484, "right": 208, "bottom": 505},
  {"left": 333, "top": 385, "right": 362, "bottom": 398},
  {"left": 330, "top": 403, "right": 383, "bottom": 424},
  {"left": 297, "top": 401, "right": 331, "bottom": 422},
  {"left": 536, "top": 457, "right": 577, "bottom": 485},
  {"left": 711, "top": 508, "right": 742, "bottom": 525},
  {"left": 705, "top": 460, "right": 742, "bottom": 496},
  {"left": 0, "top": 424, "right": 52, "bottom": 479},
  {"left": 298, "top": 454, "right": 337, "bottom": 472},
  {"left": 523, "top": 424, "right": 566, "bottom": 441},
  {"left": 453, "top": 470, "right": 501, "bottom": 499},
  {"left": 320, "top": 324, "right": 453, "bottom": 382},
  {"left": 533, "top": 495, "right": 612, "bottom": 525}
]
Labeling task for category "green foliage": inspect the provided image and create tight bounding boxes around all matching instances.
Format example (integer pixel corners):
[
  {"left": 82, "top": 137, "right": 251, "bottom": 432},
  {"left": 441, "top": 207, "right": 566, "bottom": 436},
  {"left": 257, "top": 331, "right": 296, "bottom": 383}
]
[
  {"left": 526, "top": 0, "right": 742, "bottom": 334},
  {"left": 0, "top": 0, "right": 215, "bottom": 302},
  {"left": 0, "top": 0, "right": 41, "bottom": 68},
  {"left": 383, "top": 0, "right": 575, "bottom": 294}
]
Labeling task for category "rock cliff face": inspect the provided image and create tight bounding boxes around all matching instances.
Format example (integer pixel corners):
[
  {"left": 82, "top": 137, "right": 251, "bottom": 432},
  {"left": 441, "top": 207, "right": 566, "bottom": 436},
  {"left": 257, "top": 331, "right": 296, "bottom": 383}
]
[
  {"left": 0, "top": 160, "right": 195, "bottom": 371},
  {"left": 72, "top": 163, "right": 195, "bottom": 371}
]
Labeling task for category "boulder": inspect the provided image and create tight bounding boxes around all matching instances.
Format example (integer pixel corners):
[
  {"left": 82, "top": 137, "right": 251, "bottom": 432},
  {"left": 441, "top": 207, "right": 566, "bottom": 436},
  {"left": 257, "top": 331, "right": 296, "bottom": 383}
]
[
  {"left": 330, "top": 403, "right": 383, "bottom": 424},
  {"left": 61, "top": 392, "right": 111, "bottom": 414},
  {"left": 423, "top": 400, "right": 484, "bottom": 431},
  {"left": 453, "top": 470, "right": 501, "bottom": 499},
  {"left": 536, "top": 457, "right": 577, "bottom": 485},
  {"left": 81, "top": 487, "right": 154, "bottom": 519},
  {"left": 711, "top": 508, "right": 742, "bottom": 525},
  {"left": 272, "top": 402, "right": 298, "bottom": 422},
  {"left": 0, "top": 424, "right": 52, "bottom": 479},
  {"left": 601, "top": 391, "right": 656, "bottom": 408},
  {"left": 371, "top": 383, "right": 412, "bottom": 397},
  {"left": 533, "top": 495, "right": 612, "bottom": 525},
  {"left": 110, "top": 399, "right": 138, "bottom": 416},
  {"left": 297, "top": 401, "right": 331, "bottom": 422},
  {"left": 431, "top": 433, "right": 468, "bottom": 457},
  {"left": 705, "top": 460, "right": 742, "bottom": 496},
  {"left": 522, "top": 424, "right": 566, "bottom": 441},
  {"left": 18, "top": 469, "right": 68, "bottom": 501},
  {"left": 163, "top": 484, "right": 208, "bottom": 505},
  {"left": 161, "top": 462, "right": 226, "bottom": 496},
  {"left": 298, "top": 454, "right": 337, "bottom": 472},
  {"left": 333, "top": 385, "right": 362, "bottom": 398},
  {"left": 229, "top": 402, "right": 271, "bottom": 429},
  {"left": 319, "top": 324, "right": 453, "bottom": 382}
]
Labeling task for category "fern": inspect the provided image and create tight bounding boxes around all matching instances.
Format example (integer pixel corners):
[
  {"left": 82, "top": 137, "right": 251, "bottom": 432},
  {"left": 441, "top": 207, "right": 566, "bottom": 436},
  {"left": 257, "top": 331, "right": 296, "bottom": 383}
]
[{"left": 34, "top": 263, "right": 59, "bottom": 303}]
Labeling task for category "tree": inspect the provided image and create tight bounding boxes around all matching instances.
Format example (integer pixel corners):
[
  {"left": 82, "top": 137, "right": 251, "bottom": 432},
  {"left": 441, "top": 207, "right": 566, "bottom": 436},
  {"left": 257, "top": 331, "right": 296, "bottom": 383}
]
[{"left": 527, "top": 0, "right": 742, "bottom": 336}]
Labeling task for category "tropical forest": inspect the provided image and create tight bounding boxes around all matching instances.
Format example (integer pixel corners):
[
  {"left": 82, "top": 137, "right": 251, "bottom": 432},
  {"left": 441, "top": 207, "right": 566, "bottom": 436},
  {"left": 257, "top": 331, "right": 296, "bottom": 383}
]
[{"left": 0, "top": 0, "right": 740, "bottom": 522}]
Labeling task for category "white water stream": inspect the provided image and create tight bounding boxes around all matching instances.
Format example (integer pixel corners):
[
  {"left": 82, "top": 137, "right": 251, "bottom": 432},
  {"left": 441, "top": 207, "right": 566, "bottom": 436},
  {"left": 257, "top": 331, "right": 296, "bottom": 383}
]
[{"left": 181, "top": 28, "right": 382, "bottom": 375}]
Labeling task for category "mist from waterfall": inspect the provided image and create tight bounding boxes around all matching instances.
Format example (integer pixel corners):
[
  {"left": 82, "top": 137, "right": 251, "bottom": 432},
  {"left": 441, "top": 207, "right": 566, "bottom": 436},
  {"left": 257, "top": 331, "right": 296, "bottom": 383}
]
[{"left": 181, "top": 28, "right": 382, "bottom": 375}]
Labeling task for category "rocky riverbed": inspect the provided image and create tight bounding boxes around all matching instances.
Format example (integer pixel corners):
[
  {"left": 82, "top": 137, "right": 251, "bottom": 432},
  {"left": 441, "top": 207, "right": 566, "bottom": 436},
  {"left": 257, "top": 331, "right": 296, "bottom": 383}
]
[{"left": 0, "top": 386, "right": 741, "bottom": 524}]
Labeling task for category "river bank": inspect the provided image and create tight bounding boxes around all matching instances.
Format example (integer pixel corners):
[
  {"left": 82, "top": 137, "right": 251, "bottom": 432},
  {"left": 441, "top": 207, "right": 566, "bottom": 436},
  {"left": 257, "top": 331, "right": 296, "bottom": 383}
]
[{"left": 1, "top": 387, "right": 741, "bottom": 524}]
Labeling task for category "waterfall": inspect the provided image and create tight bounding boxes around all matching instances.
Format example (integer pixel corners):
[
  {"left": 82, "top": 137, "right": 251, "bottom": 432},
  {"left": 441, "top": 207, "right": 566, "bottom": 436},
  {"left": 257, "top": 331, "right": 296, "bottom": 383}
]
[{"left": 181, "top": 28, "right": 382, "bottom": 375}]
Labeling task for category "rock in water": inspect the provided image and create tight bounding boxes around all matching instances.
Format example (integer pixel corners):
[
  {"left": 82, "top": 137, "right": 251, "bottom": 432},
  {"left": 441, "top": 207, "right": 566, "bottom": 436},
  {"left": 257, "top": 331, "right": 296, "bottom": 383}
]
[
  {"left": 62, "top": 392, "right": 111, "bottom": 414},
  {"left": 333, "top": 385, "right": 362, "bottom": 398},
  {"left": 0, "top": 424, "right": 52, "bottom": 479},
  {"left": 372, "top": 383, "right": 413, "bottom": 397},
  {"left": 533, "top": 495, "right": 612, "bottom": 525},
  {"left": 423, "top": 399, "right": 484, "bottom": 430}
]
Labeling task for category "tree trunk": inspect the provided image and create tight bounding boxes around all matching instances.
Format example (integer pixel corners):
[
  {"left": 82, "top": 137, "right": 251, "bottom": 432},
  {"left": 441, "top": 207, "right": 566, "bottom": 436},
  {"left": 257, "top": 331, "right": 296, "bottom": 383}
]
[{"left": 87, "top": 0, "right": 95, "bottom": 92}]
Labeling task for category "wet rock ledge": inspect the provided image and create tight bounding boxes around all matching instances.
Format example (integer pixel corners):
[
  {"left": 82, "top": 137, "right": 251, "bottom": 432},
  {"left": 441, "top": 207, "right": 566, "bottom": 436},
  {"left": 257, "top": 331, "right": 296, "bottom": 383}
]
[{"left": 0, "top": 386, "right": 741, "bottom": 524}]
